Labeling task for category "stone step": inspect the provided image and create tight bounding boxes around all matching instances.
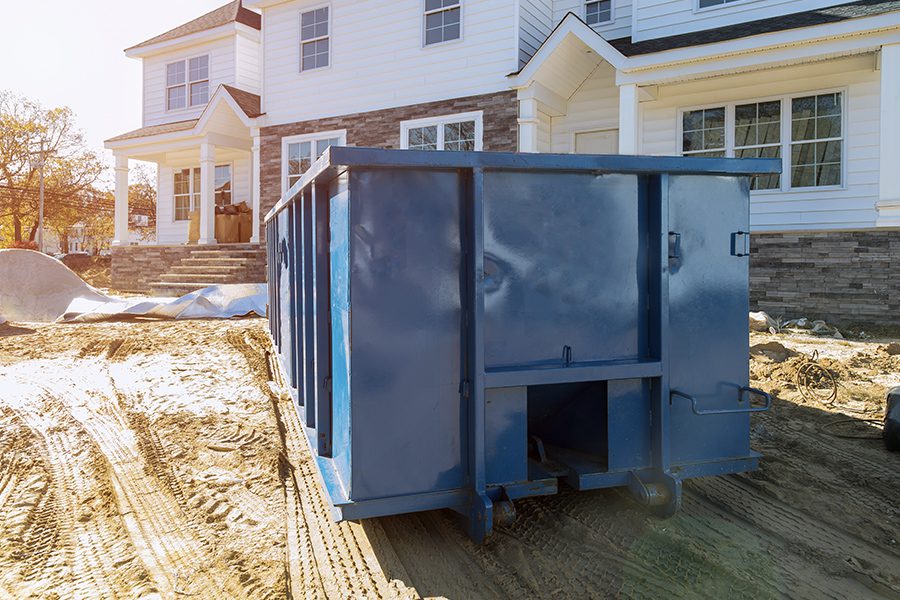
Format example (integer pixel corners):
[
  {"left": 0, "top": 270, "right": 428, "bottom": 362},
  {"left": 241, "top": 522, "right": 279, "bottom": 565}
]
[
  {"left": 169, "top": 264, "right": 249, "bottom": 275},
  {"left": 190, "top": 249, "right": 264, "bottom": 258},
  {"left": 180, "top": 257, "right": 257, "bottom": 266},
  {"left": 158, "top": 273, "right": 238, "bottom": 284}
]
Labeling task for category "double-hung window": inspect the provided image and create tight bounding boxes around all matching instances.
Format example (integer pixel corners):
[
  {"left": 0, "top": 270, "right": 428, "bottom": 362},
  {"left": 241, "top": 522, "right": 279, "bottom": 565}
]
[
  {"left": 301, "top": 7, "right": 330, "bottom": 71},
  {"left": 424, "top": 0, "right": 461, "bottom": 46},
  {"left": 167, "top": 55, "right": 209, "bottom": 111},
  {"left": 585, "top": 0, "right": 612, "bottom": 25},
  {"left": 173, "top": 163, "right": 230, "bottom": 221},
  {"left": 174, "top": 168, "right": 200, "bottom": 221},
  {"left": 282, "top": 131, "right": 346, "bottom": 191},
  {"left": 215, "top": 165, "right": 232, "bottom": 206},
  {"left": 680, "top": 91, "right": 843, "bottom": 191},
  {"left": 401, "top": 112, "right": 483, "bottom": 151},
  {"left": 790, "top": 93, "right": 842, "bottom": 188}
]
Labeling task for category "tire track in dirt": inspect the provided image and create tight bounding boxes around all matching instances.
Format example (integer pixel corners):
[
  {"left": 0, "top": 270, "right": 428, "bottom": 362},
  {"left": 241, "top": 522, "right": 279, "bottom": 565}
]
[
  {"left": 229, "top": 329, "right": 416, "bottom": 600},
  {"left": 2, "top": 378, "right": 155, "bottom": 599},
  {"left": 690, "top": 475, "right": 900, "bottom": 598}
]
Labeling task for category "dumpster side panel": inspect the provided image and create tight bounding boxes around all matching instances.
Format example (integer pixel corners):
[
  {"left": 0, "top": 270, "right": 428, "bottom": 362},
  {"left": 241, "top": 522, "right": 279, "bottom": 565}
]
[
  {"left": 348, "top": 168, "right": 466, "bottom": 501},
  {"left": 481, "top": 172, "right": 648, "bottom": 369},
  {"left": 667, "top": 175, "right": 751, "bottom": 465},
  {"left": 330, "top": 187, "right": 352, "bottom": 488},
  {"left": 277, "top": 208, "right": 295, "bottom": 387}
]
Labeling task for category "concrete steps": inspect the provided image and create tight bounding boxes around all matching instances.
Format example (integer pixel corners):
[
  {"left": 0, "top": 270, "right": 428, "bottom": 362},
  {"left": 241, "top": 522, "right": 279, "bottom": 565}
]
[{"left": 149, "top": 244, "right": 266, "bottom": 297}]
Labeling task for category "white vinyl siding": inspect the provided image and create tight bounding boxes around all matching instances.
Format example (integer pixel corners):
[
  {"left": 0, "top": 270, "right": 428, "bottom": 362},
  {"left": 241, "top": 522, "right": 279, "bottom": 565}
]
[
  {"left": 552, "top": 0, "right": 632, "bottom": 41},
  {"left": 143, "top": 37, "right": 236, "bottom": 127},
  {"left": 633, "top": 0, "right": 846, "bottom": 43},
  {"left": 638, "top": 55, "right": 879, "bottom": 232},
  {"left": 518, "top": 0, "right": 553, "bottom": 66},
  {"left": 549, "top": 62, "right": 619, "bottom": 153},
  {"left": 234, "top": 32, "right": 262, "bottom": 94},
  {"left": 260, "top": 0, "right": 516, "bottom": 127}
]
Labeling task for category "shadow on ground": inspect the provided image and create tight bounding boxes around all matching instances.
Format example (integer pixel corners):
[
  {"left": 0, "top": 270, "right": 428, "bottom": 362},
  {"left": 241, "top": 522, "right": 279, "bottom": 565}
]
[{"left": 362, "top": 396, "right": 900, "bottom": 600}]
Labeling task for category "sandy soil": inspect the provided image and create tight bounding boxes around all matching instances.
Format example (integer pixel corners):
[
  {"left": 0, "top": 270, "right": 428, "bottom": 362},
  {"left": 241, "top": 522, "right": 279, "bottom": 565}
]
[{"left": 0, "top": 319, "right": 897, "bottom": 599}]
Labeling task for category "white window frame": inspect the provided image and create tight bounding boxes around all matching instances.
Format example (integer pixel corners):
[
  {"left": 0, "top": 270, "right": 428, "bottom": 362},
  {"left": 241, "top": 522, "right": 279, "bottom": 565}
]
[
  {"left": 166, "top": 54, "right": 210, "bottom": 112},
  {"left": 400, "top": 111, "right": 484, "bottom": 151},
  {"left": 214, "top": 162, "right": 234, "bottom": 207},
  {"left": 695, "top": 0, "right": 762, "bottom": 13},
  {"left": 172, "top": 162, "right": 231, "bottom": 222},
  {"left": 281, "top": 129, "right": 347, "bottom": 194},
  {"left": 584, "top": 0, "right": 614, "bottom": 26},
  {"left": 423, "top": 0, "right": 463, "bottom": 48},
  {"left": 677, "top": 88, "right": 847, "bottom": 194},
  {"left": 299, "top": 4, "right": 331, "bottom": 73}
]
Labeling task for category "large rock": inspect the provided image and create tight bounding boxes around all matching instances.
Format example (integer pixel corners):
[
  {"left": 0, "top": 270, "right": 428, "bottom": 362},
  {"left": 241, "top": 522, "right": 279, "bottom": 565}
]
[{"left": 886, "top": 388, "right": 900, "bottom": 452}]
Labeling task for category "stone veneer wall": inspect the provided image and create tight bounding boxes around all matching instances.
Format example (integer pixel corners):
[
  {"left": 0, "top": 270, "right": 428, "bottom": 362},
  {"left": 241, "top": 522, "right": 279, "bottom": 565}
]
[
  {"left": 111, "top": 245, "right": 196, "bottom": 292},
  {"left": 750, "top": 229, "right": 900, "bottom": 327},
  {"left": 258, "top": 90, "right": 518, "bottom": 237}
]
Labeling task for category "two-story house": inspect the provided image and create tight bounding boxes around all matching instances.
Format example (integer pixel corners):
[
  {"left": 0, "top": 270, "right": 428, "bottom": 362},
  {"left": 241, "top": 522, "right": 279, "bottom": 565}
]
[{"left": 106, "top": 0, "right": 900, "bottom": 324}]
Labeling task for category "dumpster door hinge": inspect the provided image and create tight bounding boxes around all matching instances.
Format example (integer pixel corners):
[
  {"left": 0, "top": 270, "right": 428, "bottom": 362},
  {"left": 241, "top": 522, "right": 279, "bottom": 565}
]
[
  {"left": 459, "top": 380, "right": 471, "bottom": 398},
  {"left": 668, "top": 232, "right": 681, "bottom": 260},
  {"left": 731, "top": 231, "right": 750, "bottom": 257}
]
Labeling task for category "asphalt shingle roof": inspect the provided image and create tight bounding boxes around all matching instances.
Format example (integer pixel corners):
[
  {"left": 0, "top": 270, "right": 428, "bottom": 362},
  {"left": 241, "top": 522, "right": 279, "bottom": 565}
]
[
  {"left": 127, "top": 0, "right": 261, "bottom": 52},
  {"left": 609, "top": 0, "right": 900, "bottom": 56}
]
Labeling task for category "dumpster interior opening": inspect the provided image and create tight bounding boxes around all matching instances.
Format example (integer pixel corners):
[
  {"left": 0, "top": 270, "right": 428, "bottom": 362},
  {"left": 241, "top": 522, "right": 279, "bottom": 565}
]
[{"left": 527, "top": 381, "right": 609, "bottom": 476}]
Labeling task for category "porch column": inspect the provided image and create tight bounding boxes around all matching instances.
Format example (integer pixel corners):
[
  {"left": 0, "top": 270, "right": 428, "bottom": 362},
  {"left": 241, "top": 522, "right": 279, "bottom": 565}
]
[
  {"left": 250, "top": 127, "right": 261, "bottom": 244},
  {"left": 518, "top": 95, "right": 540, "bottom": 153},
  {"left": 878, "top": 43, "right": 900, "bottom": 225},
  {"left": 618, "top": 83, "right": 640, "bottom": 155},
  {"left": 199, "top": 142, "right": 217, "bottom": 245},
  {"left": 112, "top": 154, "right": 129, "bottom": 246}
]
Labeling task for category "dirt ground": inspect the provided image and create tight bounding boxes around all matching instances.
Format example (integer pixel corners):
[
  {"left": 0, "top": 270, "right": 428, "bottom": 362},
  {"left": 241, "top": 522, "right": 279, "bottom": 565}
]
[{"left": 0, "top": 319, "right": 897, "bottom": 599}]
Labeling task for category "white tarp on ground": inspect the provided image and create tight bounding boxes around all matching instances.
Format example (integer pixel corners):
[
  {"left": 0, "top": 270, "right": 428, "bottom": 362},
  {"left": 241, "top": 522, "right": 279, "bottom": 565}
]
[{"left": 0, "top": 249, "right": 266, "bottom": 323}]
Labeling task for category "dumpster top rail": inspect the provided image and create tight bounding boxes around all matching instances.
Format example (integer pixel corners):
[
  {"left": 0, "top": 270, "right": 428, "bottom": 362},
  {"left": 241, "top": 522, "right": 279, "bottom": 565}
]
[{"left": 264, "top": 147, "right": 782, "bottom": 224}]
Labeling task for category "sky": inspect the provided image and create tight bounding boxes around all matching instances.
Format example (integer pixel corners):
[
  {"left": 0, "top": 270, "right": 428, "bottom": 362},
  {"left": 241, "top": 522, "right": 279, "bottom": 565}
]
[{"left": 0, "top": 0, "right": 230, "bottom": 184}]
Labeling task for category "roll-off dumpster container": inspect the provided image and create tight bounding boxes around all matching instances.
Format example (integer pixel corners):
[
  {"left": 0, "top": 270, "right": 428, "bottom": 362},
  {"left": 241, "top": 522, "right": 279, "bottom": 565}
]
[{"left": 265, "top": 147, "right": 781, "bottom": 542}]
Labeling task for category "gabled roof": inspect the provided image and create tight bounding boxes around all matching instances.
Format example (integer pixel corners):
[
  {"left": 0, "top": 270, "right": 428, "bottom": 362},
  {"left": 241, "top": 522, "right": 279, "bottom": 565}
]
[
  {"left": 126, "top": 0, "right": 261, "bottom": 52},
  {"left": 105, "top": 85, "right": 262, "bottom": 146},
  {"left": 609, "top": 0, "right": 900, "bottom": 56},
  {"left": 221, "top": 85, "right": 263, "bottom": 118}
]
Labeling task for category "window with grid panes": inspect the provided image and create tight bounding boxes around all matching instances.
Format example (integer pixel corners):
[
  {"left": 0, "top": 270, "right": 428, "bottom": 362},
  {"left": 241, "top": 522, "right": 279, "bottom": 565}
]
[
  {"left": 425, "top": 0, "right": 461, "bottom": 45},
  {"left": 734, "top": 100, "right": 781, "bottom": 190},
  {"left": 301, "top": 7, "right": 329, "bottom": 71}
]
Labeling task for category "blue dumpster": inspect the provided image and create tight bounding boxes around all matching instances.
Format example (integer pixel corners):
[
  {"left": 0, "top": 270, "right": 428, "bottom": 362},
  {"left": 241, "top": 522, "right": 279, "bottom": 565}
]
[{"left": 265, "top": 147, "right": 781, "bottom": 542}]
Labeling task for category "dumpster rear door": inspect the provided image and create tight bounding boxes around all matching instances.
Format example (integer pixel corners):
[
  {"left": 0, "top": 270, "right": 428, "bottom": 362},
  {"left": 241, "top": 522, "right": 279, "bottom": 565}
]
[{"left": 667, "top": 175, "right": 752, "bottom": 466}]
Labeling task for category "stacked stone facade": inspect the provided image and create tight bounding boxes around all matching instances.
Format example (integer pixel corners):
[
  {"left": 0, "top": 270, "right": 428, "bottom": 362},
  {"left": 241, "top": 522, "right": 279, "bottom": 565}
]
[
  {"left": 111, "top": 246, "right": 197, "bottom": 292},
  {"left": 750, "top": 230, "right": 900, "bottom": 327},
  {"left": 258, "top": 90, "right": 519, "bottom": 228}
]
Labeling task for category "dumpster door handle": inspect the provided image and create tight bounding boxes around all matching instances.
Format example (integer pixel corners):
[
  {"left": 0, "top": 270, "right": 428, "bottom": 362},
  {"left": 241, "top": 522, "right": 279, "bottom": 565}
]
[
  {"left": 671, "top": 387, "right": 771, "bottom": 415},
  {"left": 731, "top": 231, "right": 750, "bottom": 257},
  {"left": 668, "top": 232, "right": 681, "bottom": 260}
]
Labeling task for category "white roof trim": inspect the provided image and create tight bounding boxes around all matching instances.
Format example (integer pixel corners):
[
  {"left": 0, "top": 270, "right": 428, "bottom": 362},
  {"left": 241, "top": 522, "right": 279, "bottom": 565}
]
[
  {"left": 195, "top": 85, "right": 259, "bottom": 132},
  {"left": 105, "top": 85, "right": 258, "bottom": 151},
  {"left": 125, "top": 22, "right": 239, "bottom": 59},
  {"left": 510, "top": 13, "right": 628, "bottom": 89},
  {"left": 512, "top": 9, "right": 900, "bottom": 90}
]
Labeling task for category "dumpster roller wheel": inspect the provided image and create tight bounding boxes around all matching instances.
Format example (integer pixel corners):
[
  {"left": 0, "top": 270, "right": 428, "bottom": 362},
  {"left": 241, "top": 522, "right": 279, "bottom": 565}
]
[{"left": 628, "top": 472, "right": 682, "bottom": 517}]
